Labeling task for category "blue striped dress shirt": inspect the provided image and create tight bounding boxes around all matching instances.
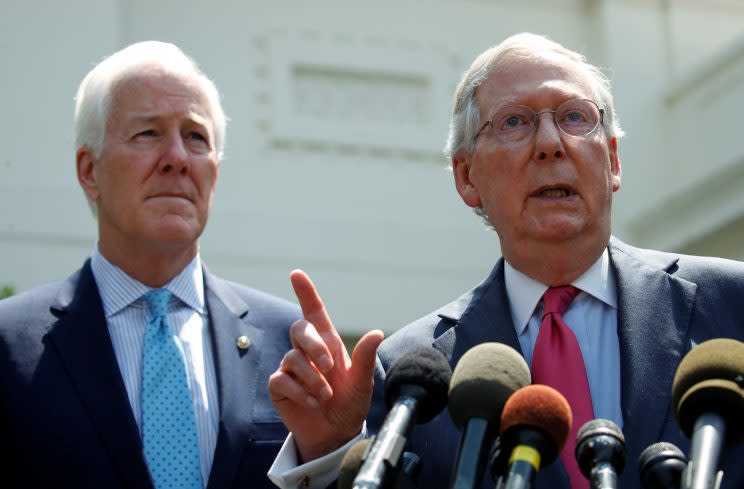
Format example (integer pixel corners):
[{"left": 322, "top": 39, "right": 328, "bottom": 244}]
[
  {"left": 504, "top": 248, "right": 623, "bottom": 428},
  {"left": 90, "top": 248, "right": 219, "bottom": 486}
]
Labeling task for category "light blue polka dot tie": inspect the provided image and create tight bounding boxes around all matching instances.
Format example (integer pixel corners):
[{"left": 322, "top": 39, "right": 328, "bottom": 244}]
[{"left": 141, "top": 288, "right": 203, "bottom": 489}]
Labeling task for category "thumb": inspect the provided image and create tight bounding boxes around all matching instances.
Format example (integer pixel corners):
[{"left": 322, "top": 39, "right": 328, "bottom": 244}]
[{"left": 349, "top": 329, "right": 384, "bottom": 386}]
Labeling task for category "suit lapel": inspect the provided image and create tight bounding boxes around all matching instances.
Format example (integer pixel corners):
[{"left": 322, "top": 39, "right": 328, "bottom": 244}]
[
  {"left": 47, "top": 261, "right": 153, "bottom": 488},
  {"left": 203, "top": 271, "right": 264, "bottom": 489},
  {"left": 432, "top": 260, "right": 523, "bottom": 366},
  {"left": 609, "top": 239, "right": 696, "bottom": 469}
]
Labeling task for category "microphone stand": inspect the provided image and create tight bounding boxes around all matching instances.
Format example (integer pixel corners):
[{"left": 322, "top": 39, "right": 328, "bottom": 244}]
[{"left": 683, "top": 413, "right": 725, "bottom": 489}]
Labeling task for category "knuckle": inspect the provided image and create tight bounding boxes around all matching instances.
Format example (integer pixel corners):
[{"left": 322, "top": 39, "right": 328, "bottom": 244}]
[
  {"left": 290, "top": 319, "right": 309, "bottom": 335},
  {"left": 281, "top": 350, "right": 298, "bottom": 369}
]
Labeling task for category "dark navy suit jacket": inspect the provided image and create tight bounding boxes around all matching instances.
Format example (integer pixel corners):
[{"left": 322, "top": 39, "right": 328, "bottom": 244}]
[
  {"left": 368, "top": 237, "right": 744, "bottom": 489},
  {"left": 0, "top": 260, "right": 300, "bottom": 489}
]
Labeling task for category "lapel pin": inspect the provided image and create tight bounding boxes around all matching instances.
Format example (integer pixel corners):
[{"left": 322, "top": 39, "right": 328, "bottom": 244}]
[{"left": 236, "top": 335, "right": 251, "bottom": 350}]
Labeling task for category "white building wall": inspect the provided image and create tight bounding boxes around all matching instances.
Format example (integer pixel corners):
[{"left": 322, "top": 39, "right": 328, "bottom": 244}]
[{"left": 2, "top": 0, "right": 743, "bottom": 335}]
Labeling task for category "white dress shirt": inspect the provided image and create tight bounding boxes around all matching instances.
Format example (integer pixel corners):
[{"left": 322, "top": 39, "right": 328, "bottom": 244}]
[
  {"left": 90, "top": 247, "right": 219, "bottom": 486},
  {"left": 269, "top": 251, "right": 623, "bottom": 488}
]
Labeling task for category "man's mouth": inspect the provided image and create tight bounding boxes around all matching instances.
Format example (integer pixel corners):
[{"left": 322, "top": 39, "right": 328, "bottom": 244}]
[
  {"left": 535, "top": 187, "right": 574, "bottom": 198},
  {"left": 151, "top": 192, "right": 192, "bottom": 202}
]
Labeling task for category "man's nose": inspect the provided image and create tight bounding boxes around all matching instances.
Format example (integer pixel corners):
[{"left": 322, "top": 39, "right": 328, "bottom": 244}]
[
  {"left": 159, "top": 134, "right": 189, "bottom": 175},
  {"left": 533, "top": 112, "right": 565, "bottom": 161}
]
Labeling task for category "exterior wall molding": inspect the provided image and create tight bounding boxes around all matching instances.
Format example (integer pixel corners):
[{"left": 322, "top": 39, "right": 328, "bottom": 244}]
[
  {"left": 628, "top": 154, "right": 744, "bottom": 250},
  {"left": 252, "top": 28, "right": 459, "bottom": 161}
]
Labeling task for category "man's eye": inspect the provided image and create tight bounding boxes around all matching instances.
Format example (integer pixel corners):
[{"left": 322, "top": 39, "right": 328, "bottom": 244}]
[
  {"left": 135, "top": 129, "right": 157, "bottom": 138},
  {"left": 499, "top": 114, "right": 529, "bottom": 131},
  {"left": 561, "top": 111, "right": 588, "bottom": 125},
  {"left": 188, "top": 132, "right": 208, "bottom": 143}
]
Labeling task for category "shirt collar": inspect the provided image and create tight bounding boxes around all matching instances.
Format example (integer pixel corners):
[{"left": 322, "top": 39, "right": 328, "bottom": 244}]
[
  {"left": 504, "top": 248, "right": 617, "bottom": 336},
  {"left": 90, "top": 245, "right": 206, "bottom": 318}
]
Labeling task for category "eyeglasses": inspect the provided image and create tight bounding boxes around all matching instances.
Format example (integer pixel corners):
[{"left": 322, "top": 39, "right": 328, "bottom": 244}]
[{"left": 474, "top": 98, "right": 605, "bottom": 144}]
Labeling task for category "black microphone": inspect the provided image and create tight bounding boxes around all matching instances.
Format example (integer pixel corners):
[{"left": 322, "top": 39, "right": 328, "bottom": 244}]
[
  {"left": 447, "top": 342, "right": 531, "bottom": 489},
  {"left": 489, "top": 437, "right": 509, "bottom": 489},
  {"left": 499, "top": 384, "right": 572, "bottom": 489},
  {"left": 339, "top": 439, "right": 421, "bottom": 489},
  {"left": 575, "top": 419, "right": 626, "bottom": 489},
  {"left": 671, "top": 338, "right": 744, "bottom": 489},
  {"left": 639, "top": 442, "right": 688, "bottom": 489},
  {"left": 352, "top": 346, "right": 451, "bottom": 489}
]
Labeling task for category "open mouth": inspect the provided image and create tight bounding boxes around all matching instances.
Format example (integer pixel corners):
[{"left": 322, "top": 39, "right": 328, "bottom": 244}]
[{"left": 534, "top": 187, "right": 575, "bottom": 198}]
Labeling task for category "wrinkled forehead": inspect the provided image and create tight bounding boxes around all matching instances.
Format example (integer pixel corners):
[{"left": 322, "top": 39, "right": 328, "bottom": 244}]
[
  {"left": 107, "top": 63, "right": 213, "bottom": 122},
  {"left": 476, "top": 53, "right": 596, "bottom": 114}
]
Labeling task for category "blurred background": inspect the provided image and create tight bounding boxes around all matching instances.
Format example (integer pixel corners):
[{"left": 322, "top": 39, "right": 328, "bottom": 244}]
[{"left": 1, "top": 0, "right": 743, "bottom": 339}]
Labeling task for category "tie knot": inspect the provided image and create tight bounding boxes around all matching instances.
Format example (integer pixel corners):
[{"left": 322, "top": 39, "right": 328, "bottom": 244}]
[
  {"left": 542, "top": 285, "right": 580, "bottom": 316},
  {"left": 144, "top": 288, "right": 172, "bottom": 319}
]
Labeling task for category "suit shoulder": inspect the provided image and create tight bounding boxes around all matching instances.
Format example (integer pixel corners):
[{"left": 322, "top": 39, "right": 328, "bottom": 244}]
[
  {"left": 0, "top": 279, "right": 67, "bottom": 328},
  {"left": 610, "top": 237, "right": 744, "bottom": 283},
  {"left": 209, "top": 276, "right": 301, "bottom": 321},
  {"left": 222, "top": 279, "right": 299, "bottom": 309},
  {"left": 377, "top": 291, "right": 473, "bottom": 366},
  {"left": 377, "top": 264, "right": 503, "bottom": 367}
]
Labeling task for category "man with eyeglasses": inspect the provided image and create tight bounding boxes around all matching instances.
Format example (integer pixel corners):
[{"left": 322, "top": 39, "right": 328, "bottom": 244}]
[{"left": 267, "top": 33, "right": 744, "bottom": 489}]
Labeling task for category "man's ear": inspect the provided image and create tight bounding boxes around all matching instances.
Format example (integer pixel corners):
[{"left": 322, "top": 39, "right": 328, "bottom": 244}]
[
  {"left": 76, "top": 146, "right": 100, "bottom": 203},
  {"left": 609, "top": 137, "right": 622, "bottom": 192},
  {"left": 452, "top": 155, "right": 481, "bottom": 208}
]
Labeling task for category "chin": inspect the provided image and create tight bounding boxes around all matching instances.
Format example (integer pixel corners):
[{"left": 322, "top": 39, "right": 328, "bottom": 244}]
[
  {"left": 532, "top": 219, "right": 586, "bottom": 241},
  {"left": 146, "top": 220, "right": 203, "bottom": 247}
]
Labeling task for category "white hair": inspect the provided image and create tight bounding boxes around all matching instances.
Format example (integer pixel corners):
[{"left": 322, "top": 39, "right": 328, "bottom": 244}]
[
  {"left": 74, "top": 40, "right": 226, "bottom": 160},
  {"left": 444, "top": 32, "right": 624, "bottom": 160}
]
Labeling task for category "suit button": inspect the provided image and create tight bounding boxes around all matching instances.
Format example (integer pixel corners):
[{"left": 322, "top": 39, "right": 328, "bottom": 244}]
[{"left": 236, "top": 335, "right": 251, "bottom": 350}]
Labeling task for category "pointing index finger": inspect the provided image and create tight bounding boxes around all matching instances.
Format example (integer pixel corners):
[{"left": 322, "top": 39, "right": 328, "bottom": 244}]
[{"left": 290, "top": 269, "right": 335, "bottom": 335}]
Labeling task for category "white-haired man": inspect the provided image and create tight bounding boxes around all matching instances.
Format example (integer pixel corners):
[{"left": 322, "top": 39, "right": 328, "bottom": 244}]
[
  {"left": 0, "top": 41, "right": 299, "bottom": 489},
  {"left": 268, "top": 33, "right": 744, "bottom": 489}
]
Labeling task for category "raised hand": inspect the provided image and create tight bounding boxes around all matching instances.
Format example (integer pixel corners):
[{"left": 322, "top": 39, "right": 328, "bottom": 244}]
[{"left": 268, "top": 269, "right": 384, "bottom": 462}]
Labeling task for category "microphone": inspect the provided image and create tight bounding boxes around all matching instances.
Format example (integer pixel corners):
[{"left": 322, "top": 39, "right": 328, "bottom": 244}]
[
  {"left": 339, "top": 440, "right": 373, "bottom": 489},
  {"left": 339, "top": 439, "right": 421, "bottom": 489},
  {"left": 671, "top": 338, "right": 744, "bottom": 489},
  {"left": 352, "top": 346, "right": 451, "bottom": 489},
  {"left": 639, "top": 442, "right": 688, "bottom": 489},
  {"left": 575, "top": 419, "right": 626, "bottom": 489},
  {"left": 499, "top": 384, "right": 572, "bottom": 489},
  {"left": 447, "top": 342, "right": 531, "bottom": 489}
]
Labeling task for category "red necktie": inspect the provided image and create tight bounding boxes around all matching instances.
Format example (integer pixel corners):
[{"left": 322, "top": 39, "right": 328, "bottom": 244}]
[{"left": 532, "top": 285, "right": 593, "bottom": 489}]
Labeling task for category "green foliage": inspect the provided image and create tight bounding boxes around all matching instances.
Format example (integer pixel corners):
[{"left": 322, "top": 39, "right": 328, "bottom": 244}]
[{"left": 1, "top": 285, "right": 15, "bottom": 300}]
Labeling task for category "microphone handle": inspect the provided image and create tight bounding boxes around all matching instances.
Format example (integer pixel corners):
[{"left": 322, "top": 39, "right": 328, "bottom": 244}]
[
  {"left": 503, "top": 458, "right": 537, "bottom": 489},
  {"left": 683, "top": 413, "right": 726, "bottom": 489},
  {"left": 353, "top": 395, "right": 419, "bottom": 489},
  {"left": 589, "top": 463, "right": 618, "bottom": 489},
  {"left": 450, "top": 417, "right": 492, "bottom": 489}
]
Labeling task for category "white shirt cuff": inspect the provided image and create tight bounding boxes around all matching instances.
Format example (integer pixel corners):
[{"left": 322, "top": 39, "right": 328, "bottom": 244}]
[{"left": 268, "top": 424, "right": 367, "bottom": 489}]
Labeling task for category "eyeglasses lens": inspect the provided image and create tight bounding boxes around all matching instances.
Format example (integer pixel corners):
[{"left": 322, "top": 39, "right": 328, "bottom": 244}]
[{"left": 490, "top": 99, "right": 601, "bottom": 143}]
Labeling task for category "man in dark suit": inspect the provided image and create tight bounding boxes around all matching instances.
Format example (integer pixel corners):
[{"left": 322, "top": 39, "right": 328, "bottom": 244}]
[
  {"left": 267, "top": 33, "right": 744, "bottom": 489},
  {"left": 0, "top": 41, "right": 299, "bottom": 488}
]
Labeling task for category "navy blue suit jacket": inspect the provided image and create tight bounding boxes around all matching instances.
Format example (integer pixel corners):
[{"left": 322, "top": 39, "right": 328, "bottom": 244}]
[
  {"left": 369, "top": 237, "right": 744, "bottom": 489},
  {"left": 0, "top": 260, "right": 300, "bottom": 489}
]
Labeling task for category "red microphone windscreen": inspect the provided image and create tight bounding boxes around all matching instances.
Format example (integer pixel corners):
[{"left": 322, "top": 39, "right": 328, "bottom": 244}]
[{"left": 500, "top": 384, "right": 572, "bottom": 453}]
